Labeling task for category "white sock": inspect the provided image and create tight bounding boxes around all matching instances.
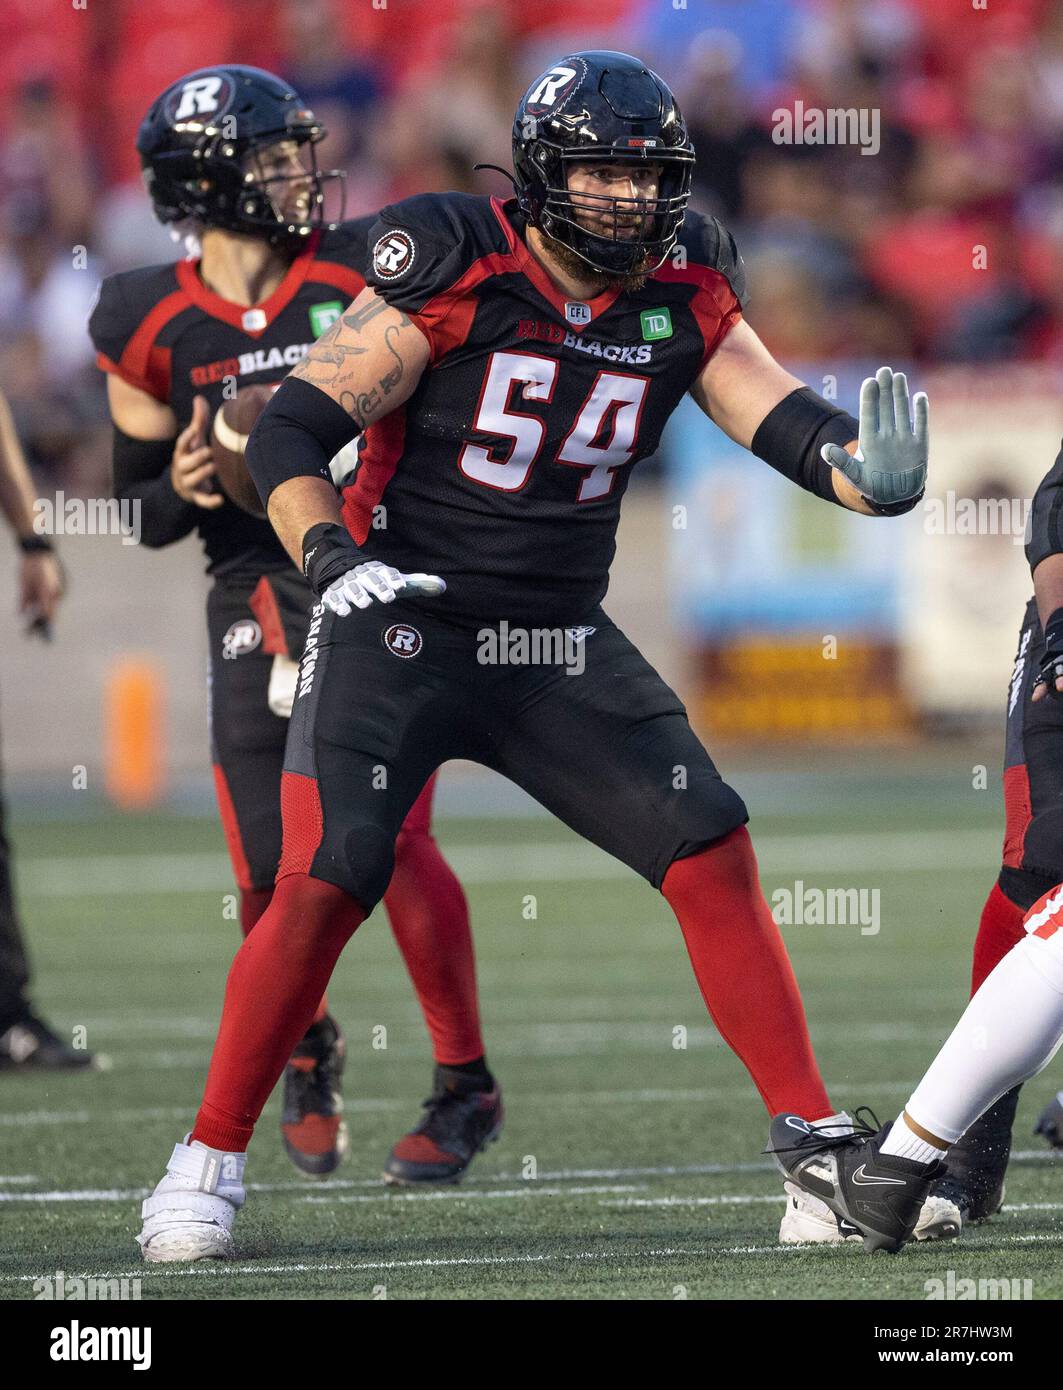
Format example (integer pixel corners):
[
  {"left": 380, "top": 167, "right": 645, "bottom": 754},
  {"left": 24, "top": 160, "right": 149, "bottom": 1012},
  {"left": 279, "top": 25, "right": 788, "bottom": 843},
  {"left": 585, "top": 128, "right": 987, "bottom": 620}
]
[
  {"left": 811, "top": 1110, "right": 852, "bottom": 1138},
  {"left": 880, "top": 1112, "right": 947, "bottom": 1166},
  {"left": 904, "top": 930, "right": 1063, "bottom": 1146}
]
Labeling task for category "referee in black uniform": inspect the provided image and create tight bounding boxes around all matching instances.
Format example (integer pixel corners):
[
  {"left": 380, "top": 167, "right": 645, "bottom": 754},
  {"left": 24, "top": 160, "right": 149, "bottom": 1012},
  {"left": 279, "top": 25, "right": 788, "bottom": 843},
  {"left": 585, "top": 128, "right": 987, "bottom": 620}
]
[{"left": 0, "top": 387, "right": 94, "bottom": 1068}]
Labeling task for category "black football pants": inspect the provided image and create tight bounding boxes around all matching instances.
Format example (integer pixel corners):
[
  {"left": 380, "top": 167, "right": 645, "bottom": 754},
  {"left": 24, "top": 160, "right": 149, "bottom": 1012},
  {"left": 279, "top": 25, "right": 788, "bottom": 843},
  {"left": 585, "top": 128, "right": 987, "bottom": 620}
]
[{"left": 280, "top": 595, "right": 749, "bottom": 911}]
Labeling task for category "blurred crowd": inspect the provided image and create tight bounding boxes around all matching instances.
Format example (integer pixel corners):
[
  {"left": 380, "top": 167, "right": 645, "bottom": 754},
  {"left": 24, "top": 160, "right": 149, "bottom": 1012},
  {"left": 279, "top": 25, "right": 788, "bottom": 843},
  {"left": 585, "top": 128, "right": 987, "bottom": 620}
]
[{"left": 3, "top": 0, "right": 1063, "bottom": 490}]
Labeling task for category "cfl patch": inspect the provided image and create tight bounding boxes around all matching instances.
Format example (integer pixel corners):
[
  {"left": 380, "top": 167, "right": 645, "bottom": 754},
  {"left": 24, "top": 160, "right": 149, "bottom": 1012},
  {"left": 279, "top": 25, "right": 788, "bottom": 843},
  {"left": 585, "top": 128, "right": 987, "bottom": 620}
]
[
  {"left": 383, "top": 623, "right": 422, "bottom": 658},
  {"left": 372, "top": 230, "right": 417, "bottom": 282}
]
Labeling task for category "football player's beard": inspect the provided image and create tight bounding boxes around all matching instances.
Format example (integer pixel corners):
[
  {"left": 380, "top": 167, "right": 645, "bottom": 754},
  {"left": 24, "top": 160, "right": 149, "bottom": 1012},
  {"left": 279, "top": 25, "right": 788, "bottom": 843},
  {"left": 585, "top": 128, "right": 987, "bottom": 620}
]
[{"left": 543, "top": 231, "right": 652, "bottom": 294}]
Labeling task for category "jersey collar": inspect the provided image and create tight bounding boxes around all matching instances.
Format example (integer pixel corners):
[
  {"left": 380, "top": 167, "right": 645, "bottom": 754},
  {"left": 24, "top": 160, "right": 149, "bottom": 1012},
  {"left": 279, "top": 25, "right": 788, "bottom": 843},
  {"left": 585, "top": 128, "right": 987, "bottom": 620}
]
[
  {"left": 490, "top": 197, "right": 620, "bottom": 329},
  {"left": 174, "top": 231, "right": 322, "bottom": 338}
]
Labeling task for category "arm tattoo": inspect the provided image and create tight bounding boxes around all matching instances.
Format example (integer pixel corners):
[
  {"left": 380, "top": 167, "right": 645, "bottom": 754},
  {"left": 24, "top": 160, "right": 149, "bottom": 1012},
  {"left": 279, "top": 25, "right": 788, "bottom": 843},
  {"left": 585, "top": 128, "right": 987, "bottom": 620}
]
[
  {"left": 379, "top": 325, "right": 405, "bottom": 397},
  {"left": 290, "top": 296, "right": 417, "bottom": 425}
]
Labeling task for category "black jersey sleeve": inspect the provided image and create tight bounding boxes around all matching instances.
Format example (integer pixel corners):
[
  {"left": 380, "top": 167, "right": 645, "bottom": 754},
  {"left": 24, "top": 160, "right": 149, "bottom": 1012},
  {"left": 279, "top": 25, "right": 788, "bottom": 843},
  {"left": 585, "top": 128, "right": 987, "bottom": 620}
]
[
  {"left": 89, "top": 274, "right": 137, "bottom": 371},
  {"left": 363, "top": 194, "right": 478, "bottom": 315},
  {"left": 316, "top": 216, "right": 375, "bottom": 277},
  {"left": 111, "top": 428, "right": 197, "bottom": 549},
  {"left": 1026, "top": 440, "right": 1063, "bottom": 573},
  {"left": 88, "top": 265, "right": 178, "bottom": 401},
  {"left": 679, "top": 210, "right": 749, "bottom": 309}
]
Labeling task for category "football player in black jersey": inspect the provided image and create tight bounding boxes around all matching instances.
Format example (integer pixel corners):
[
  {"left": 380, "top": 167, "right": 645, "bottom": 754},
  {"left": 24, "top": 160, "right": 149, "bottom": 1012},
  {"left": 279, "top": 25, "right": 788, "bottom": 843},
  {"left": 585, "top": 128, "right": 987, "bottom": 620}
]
[
  {"left": 91, "top": 67, "right": 499, "bottom": 1188},
  {"left": 137, "top": 51, "right": 931, "bottom": 1262}
]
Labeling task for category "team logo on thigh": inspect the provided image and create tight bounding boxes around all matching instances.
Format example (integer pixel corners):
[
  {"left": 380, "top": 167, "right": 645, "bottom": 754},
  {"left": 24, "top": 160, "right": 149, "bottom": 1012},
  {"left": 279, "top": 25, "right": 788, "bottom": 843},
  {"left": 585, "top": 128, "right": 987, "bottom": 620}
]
[
  {"left": 222, "top": 619, "right": 261, "bottom": 660},
  {"left": 383, "top": 623, "right": 422, "bottom": 658}
]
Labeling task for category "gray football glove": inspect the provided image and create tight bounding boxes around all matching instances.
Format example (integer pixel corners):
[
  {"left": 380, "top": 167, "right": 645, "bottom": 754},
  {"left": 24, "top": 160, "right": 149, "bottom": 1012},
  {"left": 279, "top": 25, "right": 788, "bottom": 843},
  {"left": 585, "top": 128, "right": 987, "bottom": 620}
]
[{"left": 821, "top": 366, "right": 928, "bottom": 513}]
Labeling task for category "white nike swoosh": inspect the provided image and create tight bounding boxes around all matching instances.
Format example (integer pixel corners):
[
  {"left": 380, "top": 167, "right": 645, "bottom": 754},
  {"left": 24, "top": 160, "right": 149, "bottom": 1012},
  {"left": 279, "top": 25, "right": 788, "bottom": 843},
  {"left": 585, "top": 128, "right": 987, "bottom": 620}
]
[{"left": 852, "top": 1164, "right": 907, "bottom": 1186}]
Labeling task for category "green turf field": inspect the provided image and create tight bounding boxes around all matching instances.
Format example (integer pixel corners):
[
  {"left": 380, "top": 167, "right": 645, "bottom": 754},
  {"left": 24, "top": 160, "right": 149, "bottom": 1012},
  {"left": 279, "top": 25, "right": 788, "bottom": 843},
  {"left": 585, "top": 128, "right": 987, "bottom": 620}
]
[{"left": 1, "top": 757, "right": 1061, "bottom": 1300}]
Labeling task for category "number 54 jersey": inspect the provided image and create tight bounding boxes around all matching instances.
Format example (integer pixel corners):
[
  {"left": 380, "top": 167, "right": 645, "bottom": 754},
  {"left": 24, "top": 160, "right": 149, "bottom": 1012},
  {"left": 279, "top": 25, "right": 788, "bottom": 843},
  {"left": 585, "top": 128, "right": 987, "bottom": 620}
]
[{"left": 347, "top": 193, "right": 747, "bottom": 627}]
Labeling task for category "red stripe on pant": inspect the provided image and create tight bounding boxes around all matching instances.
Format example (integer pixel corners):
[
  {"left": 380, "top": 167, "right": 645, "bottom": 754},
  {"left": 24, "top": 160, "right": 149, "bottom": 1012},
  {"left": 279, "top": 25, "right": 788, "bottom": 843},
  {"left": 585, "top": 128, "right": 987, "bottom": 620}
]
[
  {"left": 1024, "top": 883, "right": 1063, "bottom": 940},
  {"left": 212, "top": 763, "right": 253, "bottom": 893},
  {"left": 279, "top": 769, "right": 484, "bottom": 1063},
  {"left": 1002, "top": 762, "right": 1032, "bottom": 870}
]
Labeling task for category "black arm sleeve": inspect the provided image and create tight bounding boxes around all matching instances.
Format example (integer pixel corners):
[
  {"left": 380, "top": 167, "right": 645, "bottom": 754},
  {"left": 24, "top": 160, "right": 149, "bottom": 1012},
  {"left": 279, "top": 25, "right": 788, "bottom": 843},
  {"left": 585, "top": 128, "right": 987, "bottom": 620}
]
[
  {"left": 1026, "top": 440, "right": 1063, "bottom": 573},
  {"left": 246, "top": 376, "right": 361, "bottom": 506},
  {"left": 112, "top": 428, "right": 197, "bottom": 549},
  {"left": 750, "top": 387, "right": 859, "bottom": 506}
]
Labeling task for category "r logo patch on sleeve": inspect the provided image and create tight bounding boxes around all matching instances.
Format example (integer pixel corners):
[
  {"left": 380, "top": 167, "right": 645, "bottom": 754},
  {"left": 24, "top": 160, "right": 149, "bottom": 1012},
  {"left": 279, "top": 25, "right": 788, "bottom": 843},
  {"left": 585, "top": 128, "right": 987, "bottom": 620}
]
[{"left": 372, "top": 230, "right": 417, "bottom": 281}]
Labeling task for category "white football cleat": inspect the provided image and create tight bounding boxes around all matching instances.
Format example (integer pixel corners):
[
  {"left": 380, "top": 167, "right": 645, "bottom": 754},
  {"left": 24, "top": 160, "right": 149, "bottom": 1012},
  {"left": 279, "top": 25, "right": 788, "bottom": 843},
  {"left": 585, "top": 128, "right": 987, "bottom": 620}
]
[
  {"left": 137, "top": 1138, "right": 246, "bottom": 1263},
  {"left": 779, "top": 1181, "right": 861, "bottom": 1244},
  {"left": 912, "top": 1192, "right": 963, "bottom": 1242}
]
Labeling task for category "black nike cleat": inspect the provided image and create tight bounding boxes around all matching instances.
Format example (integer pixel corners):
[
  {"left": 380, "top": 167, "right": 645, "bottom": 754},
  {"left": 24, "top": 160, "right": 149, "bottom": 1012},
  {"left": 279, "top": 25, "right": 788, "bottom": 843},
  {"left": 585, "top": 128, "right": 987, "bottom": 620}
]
[
  {"left": 0, "top": 1009, "right": 97, "bottom": 1070},
  {"left": 281, "top": 1014, "right": 348, "bottom": 1176},
  {"left": 383, "top": 1066, "right": 503, "bottom": 1185},
  {"left": 1034, "top": 1091, "right": 1063, "bottom": 1149},
  {"left": 768, "top": 1109, "right": 947, "bottom": 1254},
  {"left": 916, "top": 1085, "right": 1017, "bottom": 1240}
]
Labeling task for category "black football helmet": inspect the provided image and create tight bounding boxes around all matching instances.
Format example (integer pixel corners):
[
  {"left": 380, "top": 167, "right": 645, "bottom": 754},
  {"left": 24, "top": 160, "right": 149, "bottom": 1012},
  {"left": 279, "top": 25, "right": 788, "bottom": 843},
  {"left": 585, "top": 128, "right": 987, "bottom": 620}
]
[
  {"left": 136, "top": 65, "right": 344, "bottom": 246},
  {"left": 512, "top": 51, "right": 694, "bottom": 276}
]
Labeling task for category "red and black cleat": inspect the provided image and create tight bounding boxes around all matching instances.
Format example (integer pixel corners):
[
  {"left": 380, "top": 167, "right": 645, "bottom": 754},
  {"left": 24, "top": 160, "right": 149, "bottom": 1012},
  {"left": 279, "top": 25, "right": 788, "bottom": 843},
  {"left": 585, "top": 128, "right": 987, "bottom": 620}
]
[
  {"left": 384, "top": 1066, "right": 503, "bottom": 1185},
  {"left": 281, "top": 1014, "right": 349, "bottom": 1177}
]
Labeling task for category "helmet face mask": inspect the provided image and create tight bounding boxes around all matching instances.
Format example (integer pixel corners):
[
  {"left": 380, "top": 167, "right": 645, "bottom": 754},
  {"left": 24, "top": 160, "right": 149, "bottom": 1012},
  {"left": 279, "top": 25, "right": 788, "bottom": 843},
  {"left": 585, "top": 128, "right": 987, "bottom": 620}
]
[
  {"left": 541, "top": 150, "right": 693, "bottom": 276},
  {"left": 138, "top": 66, "right": 346, "bottom": 247},
  {"left": 513, "top": 52, "right": 694, "bottom": 278}
]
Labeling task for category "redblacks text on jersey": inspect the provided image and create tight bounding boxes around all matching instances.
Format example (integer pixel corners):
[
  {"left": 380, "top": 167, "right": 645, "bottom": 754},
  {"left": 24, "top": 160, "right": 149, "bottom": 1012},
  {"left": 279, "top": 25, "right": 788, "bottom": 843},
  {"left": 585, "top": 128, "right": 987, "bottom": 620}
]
[
  {"left": 89, "top": 219, "right": 372, "bottom": 575},
  {"left": 349, "top": 193, "right": 746, "bottom": 626}
]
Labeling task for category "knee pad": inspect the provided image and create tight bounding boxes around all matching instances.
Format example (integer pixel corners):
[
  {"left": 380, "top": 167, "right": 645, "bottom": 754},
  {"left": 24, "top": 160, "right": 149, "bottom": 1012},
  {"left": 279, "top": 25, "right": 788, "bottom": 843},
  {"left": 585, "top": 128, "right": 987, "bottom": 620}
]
[
  {"left": 338, "top": 821, "right": 396, "bottom": 913},
  {"left": 656, "top": 778, "right": 749, "bottom": 888}
]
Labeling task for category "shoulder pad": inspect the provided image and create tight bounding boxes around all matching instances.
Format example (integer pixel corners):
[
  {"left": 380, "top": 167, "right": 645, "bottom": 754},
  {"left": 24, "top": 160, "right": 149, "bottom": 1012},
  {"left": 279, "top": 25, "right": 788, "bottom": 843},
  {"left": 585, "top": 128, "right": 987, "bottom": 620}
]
[
  {"left": 317, "top": 216, "right": 376, "bottom": 277},
  {"left": 364, "top": 193, "right": 496, "bottom": 313},
  {"left": 674, "top": 211, "right": 748, "bottom": 309},
  {"left": 89, "top": 265, "right": 180, "bottom": 360},
  {"left": 88, "top": 263, "right": 182, "bottom": 398}
]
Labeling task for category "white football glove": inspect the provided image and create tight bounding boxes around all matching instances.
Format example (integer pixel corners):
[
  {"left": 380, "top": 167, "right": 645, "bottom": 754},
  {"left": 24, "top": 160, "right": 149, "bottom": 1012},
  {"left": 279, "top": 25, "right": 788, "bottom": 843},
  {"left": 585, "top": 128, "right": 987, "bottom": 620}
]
[
  {"left": 821, "top": 366, "right": 928, "bottom": 513},
  {"left": 321, "top": 560, "right": 446, "bottom": 616}
]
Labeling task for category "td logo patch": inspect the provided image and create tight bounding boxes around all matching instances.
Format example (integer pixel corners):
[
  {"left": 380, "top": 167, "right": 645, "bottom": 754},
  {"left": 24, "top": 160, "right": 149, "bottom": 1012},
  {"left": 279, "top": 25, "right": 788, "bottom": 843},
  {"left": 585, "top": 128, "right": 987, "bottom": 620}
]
[
  {"left": 372, "top": 230, "right": 417, "bottom": 282},
  {"left": 222, "top": 619, "right": 262, "bottom": 660},
  {"left": 383, "top": 623, "right": 422, "bottom": 658},
  {"left": 640, "top": 308, "right": 673, "bottom": 342},
  {"left": 309, "top": 300, "right": 343, "bottom": 337}
]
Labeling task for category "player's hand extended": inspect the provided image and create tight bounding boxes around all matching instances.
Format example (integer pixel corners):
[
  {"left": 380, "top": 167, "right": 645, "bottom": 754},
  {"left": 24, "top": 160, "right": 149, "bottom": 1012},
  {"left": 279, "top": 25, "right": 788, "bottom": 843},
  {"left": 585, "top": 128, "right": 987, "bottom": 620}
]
[
  {"left": 322, "top": 561, "right": 446, "bottom": 616},
  {"left": 821, "top": 367, "right": 928, "bottom": 513},
  {"left": 171, "top": 394, "right": 222, "bottom": 509}
]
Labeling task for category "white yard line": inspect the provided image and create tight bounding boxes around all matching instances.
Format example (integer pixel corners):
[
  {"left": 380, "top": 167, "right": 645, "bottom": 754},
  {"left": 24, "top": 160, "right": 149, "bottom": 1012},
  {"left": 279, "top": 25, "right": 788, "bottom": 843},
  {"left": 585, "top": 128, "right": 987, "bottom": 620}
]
[
  {"left": 1, "top": 1225, "right": 1058, "bottom": 1285},
  {"left": 3, "top": 1149, "right": 1058, "bottom": 1205},
  {"left": 600, "top": 1194, "right": 783, "bottom": 1208},
  {"left": 300, "top": 1184, "right": 645, "bottom": 1204}
]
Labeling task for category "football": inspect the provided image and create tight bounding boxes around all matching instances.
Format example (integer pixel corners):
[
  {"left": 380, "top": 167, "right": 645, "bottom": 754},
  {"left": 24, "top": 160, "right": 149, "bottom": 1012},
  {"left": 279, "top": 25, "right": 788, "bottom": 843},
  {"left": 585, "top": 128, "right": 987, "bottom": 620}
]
[{"left": 210, "top": 384, "right": 276, "bottom": 518}]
